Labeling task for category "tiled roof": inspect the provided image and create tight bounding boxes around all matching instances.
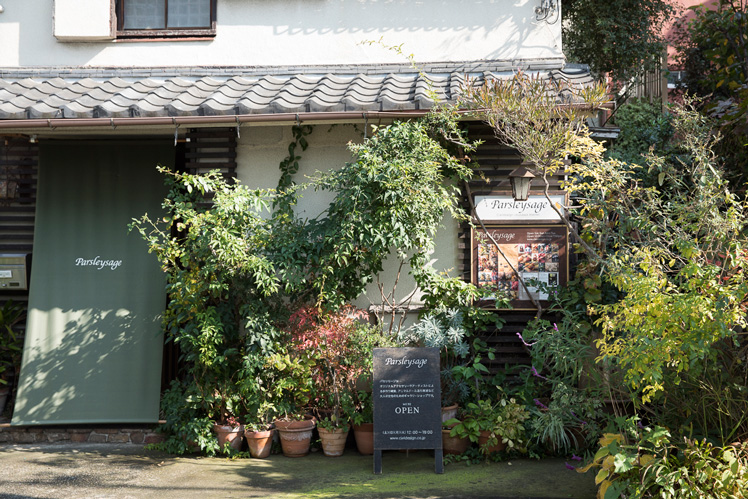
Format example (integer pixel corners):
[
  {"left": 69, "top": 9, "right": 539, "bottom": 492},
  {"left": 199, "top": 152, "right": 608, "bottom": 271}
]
[{"left": 0, "top": 63, "right": 594, "bottom": 120}]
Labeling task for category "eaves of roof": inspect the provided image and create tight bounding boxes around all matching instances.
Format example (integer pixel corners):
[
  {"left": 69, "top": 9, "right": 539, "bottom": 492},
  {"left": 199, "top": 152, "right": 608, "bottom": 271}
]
[{"left": 0, "top": 61, "right": 596, "bottom": 130}]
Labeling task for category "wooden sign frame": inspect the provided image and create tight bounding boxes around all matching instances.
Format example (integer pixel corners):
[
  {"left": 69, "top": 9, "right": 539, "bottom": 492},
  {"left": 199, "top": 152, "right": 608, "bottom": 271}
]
[{"left": 471, "top": 224, "right": 569, "bottom": 310}]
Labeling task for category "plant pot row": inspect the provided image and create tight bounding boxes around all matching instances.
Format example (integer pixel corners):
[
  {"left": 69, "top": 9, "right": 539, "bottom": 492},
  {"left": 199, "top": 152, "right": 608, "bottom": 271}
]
[
  {"left": 216, "top": 422, "right": 502, "bottom": 458},
  {"left": 212, "top": 424, "right": 279, "bottom": 458},
  {"left": 213, "top": 420, "right": 376, "bottom": 458},
  {"left": 277, "top": 420, "right": 372, "bottom": 458}
]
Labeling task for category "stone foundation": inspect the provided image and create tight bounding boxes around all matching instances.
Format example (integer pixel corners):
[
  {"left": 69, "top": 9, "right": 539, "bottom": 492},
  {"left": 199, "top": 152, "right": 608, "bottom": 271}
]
[{"left": 0, "top": 422, "right": 166, "bottom": 445}]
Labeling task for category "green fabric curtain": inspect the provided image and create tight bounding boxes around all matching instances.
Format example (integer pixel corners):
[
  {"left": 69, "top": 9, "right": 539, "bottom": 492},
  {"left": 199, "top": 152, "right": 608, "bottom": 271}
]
[{"left": 12, "top": 141, "right": 171, "bottom": 425}]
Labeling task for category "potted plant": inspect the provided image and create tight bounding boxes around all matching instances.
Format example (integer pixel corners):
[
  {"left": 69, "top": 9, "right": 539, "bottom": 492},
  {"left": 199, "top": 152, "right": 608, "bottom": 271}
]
[
  {"left": 351, "top": 390, "right": 374, "bottom": 455},
  {"left": 317, "top": 414, "right": 350, "bottom": 457},
  {"left": 314, "top": 388, "right": 352, "bottom": 458},
  {"left": 242, "top": 399, "right": 279, "bottom": 459},
  {"left": 243, "top": 419, "right": 275, "bottom": 459},
  {"left": 397, "top": 308, "right": 472, "bottom": 417},
  {"left": 213, "top": 415, "right": 244, "bottom": 451},
  {"left": 446, "top": 397, "right": 530, "bottom": 456},
  {"left": 208, "top": 384, "right": 246, "bottom": 452},
  {"left": 266, "top": 344, "right": 316, "bottom": 457},
  {"left": 442, "top": 406, "right": 471, "bottom": 455}
]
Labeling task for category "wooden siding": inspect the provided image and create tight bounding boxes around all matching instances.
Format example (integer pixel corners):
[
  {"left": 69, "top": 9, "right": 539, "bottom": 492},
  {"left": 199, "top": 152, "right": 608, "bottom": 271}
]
[
  {"left": 0, "top": 137, "right": 37, "bottom": 416},
  {"left": 0, "top": 136, "right": 37, "bottom": 314},
  {"left": 461, "top": 122, "right": 568, "bottom": 371},
  {"left": 184, "top": 128, "right": 238, "bottom": 180}
]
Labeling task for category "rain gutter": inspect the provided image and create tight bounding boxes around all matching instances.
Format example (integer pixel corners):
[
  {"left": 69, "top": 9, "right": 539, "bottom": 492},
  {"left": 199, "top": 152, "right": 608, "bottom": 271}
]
[
  {"left": 0, "top": 110, "right": 431, "bottom": 130},
  {"left": 0, "top": 102, "right": 607, "bottom": 130}
]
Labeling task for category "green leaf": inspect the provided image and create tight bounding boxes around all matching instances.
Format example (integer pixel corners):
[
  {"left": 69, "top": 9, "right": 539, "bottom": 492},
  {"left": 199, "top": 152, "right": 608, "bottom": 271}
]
[
  {"left": 613, "top": 453, "right": 634, "bottom": 473},
  {"left": 595, "top": 468, "right": 609, "bottom": 485}
]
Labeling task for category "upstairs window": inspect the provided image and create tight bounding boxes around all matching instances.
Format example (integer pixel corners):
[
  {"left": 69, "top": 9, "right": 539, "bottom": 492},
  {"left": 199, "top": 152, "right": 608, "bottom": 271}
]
[{"left": 116, "top": 0, "right": 216, "bottom": 38}]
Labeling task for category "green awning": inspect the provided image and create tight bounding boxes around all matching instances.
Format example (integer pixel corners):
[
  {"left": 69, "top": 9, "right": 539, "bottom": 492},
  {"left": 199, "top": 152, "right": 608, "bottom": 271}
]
[{"left": 12, "top": 141, "right": 170, "bottom": 425}]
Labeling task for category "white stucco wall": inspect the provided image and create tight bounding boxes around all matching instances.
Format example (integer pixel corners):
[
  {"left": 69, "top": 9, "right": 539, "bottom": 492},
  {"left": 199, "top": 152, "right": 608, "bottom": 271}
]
[
  {"left": 54, "top": 0, "right": 114, "bottom": 41},
  {"left": 235, "top": 123, "right": 463, "bottom": 314},
  {"left": 1, "top": 0, "right": 563, "bottom": 67}
]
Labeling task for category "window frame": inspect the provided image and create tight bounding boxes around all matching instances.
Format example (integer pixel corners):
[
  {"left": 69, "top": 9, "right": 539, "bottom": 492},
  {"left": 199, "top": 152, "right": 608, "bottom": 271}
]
[{"left": 115, "top": 0, "right": 217, "bottom": 39}]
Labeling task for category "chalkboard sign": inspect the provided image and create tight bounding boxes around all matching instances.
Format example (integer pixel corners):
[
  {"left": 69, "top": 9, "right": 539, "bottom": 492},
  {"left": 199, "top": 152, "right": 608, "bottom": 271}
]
[{"left": 373, "top": 347, "right": 443, "bottom": 474}]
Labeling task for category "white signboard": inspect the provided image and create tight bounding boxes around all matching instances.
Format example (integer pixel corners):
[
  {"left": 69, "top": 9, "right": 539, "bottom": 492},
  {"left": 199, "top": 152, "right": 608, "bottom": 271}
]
[{"left": 474, "top": 194, "right": 566, "bottom": 221}]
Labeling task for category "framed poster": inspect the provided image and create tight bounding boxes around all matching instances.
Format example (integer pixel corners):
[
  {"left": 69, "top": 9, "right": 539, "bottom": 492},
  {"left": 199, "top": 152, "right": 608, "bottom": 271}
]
[{"left": 471, "top": 225, "right": 568, "bottom": 310}]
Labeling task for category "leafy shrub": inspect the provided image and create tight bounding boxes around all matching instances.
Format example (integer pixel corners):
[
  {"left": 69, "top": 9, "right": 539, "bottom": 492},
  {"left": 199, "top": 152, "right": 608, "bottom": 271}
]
[
  {"left": 447, "top": 397, "right": 530, "bottom": 456},
  {"left": 286, "top": 305, "right": 396, "bottom": 425},
  {"left": 0, "top": 300, "right": 24, "bottom": 385},
  {"left": 131, "top": 110, "right": 480, "bottom": 453},
  {"left": 608, "top": 99, "right": 673, "bottom": 167},
  {"left": 148, "top": 380, "right": 220, "bottom": 456},
  {"left": 519, "top": 318, "right": 605, "bottom": 456},
  {"left": 579, "top": 417, "right": 748, "bottom": 499},
  {"left": 570, "top": 101, "right": 748, "bottom": 406}
]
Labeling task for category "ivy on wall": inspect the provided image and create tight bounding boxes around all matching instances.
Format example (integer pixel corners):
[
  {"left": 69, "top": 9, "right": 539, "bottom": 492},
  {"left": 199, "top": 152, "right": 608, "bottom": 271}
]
[{"left": 274, "top": 124, "right": 314, "bottom": 217}]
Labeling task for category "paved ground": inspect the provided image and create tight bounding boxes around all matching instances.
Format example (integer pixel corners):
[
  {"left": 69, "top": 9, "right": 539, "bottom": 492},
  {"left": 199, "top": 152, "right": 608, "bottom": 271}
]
[{"left": 0, "top": 443, "right": 596, "bottom": 499}]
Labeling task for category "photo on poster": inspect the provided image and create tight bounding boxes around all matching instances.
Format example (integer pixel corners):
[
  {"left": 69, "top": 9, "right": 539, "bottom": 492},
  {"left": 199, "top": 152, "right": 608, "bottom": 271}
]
[{"left": 472, "top": 225, "right": 568, "bottom": 309}]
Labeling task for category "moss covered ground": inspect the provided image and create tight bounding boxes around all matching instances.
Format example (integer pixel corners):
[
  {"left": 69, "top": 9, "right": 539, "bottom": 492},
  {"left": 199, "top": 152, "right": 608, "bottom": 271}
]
[
  {"left": 0, "top": 444, "right": 596, "bottom": 498},
  {"left": 210, "top": 450, "right": 596, "bottom": 498}
]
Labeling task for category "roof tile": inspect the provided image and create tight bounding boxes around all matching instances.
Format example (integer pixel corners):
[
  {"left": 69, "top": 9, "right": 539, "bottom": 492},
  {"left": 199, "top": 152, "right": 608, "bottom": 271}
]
[
  {"left": 0, "top": 65, "right": 594, "bottom": 121},
  {"left": 0, "top": 102, "right": 26, "bottom": 119}
]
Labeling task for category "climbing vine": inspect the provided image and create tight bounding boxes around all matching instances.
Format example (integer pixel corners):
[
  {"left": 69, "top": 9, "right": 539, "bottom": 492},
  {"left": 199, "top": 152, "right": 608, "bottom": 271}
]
[{"left": 274, "top": 124, "right": 314, "bottom": 216}]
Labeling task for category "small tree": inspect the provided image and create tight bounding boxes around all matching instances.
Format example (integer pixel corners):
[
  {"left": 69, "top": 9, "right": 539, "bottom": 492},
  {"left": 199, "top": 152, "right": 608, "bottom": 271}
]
[
  {"left": 309, "top": 111, "right": 481, "bottom": 329},
  {"left": 462, "top": 71, "right": 748, "bottom": 441},
  {"left": 564, "top": 0, "right": 676, "bottom": 88},
  {"left": 461, "top": 71, "right": 609, "bottom": 315},
  {"left": 673, "top": 0, "right": 748, "bottom": 183}
]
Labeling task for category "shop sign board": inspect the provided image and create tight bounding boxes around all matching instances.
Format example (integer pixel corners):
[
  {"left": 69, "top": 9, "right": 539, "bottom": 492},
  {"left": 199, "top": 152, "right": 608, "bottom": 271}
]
[
  {"left": 474, "top": 193, "right": 566, "bottom": 222},
  {"left": 373, "top": 347, "right": 443, "bottom": 474}
]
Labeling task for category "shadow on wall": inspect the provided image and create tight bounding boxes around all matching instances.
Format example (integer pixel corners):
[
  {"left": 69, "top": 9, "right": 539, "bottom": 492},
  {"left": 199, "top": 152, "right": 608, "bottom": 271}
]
[
  {"left": 11, "top": 305, "right": 162, "bottom": 425},
  {"left": 5, "top": 0, "right": 550, "bottom": 66},
  {"left": 244, "top": 0, "right": 532, "bottom": 61}
]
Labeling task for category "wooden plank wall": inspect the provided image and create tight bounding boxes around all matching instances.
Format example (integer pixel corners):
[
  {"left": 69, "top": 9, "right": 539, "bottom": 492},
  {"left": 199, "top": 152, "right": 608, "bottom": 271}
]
[
  {"left": 184, "top": 128, "right": 237, "bottom": 180},
  {"left": 461, "top": 122, "right": 566, "bottom": 374},
  {"left": 0, "top": 136, "right": 37, "bottom": 412},
  {"left": 0, "top": 136, "right": 37, "bottom": 318}
]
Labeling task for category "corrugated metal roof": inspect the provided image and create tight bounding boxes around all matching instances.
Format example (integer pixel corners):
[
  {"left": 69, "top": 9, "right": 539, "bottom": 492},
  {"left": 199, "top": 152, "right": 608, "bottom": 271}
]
[{"left": 0, "top": 64, "right": 595, "bottom": 121}]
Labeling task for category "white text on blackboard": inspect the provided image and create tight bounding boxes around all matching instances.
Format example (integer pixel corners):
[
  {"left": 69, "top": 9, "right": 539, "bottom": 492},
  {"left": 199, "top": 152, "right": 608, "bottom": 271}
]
[{"left": 385, "top": 357, "right": 427, "bottom": 368}]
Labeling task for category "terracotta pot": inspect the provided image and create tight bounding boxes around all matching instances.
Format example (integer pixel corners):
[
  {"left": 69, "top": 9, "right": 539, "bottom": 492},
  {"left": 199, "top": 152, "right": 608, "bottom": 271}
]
[
  {"left": 441, "top": 404, "right": 459, "bottom": 423},
  {"left": 352, "top": 423, "right": 374, "bottom": 455},
  {"left": 478, "top": 429, "right": 506, "bottom": 454},
  {"left": 442, "top": 428, "right": 470, "bottom": 455},
  {"left": 245, "top": 429, "right": 275, "bottom": 458},
  {"left": 318, "top": 426, "right": 349, "bottom": 457},
  {"left": 275, "top": 418, "right": 315, "bottom": 457},
  {"left": 213, "top": 423, "right": 244, "bottom": 451},
  {"left": 273, "top": 415, "right": 315, "bottom": 430}
]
